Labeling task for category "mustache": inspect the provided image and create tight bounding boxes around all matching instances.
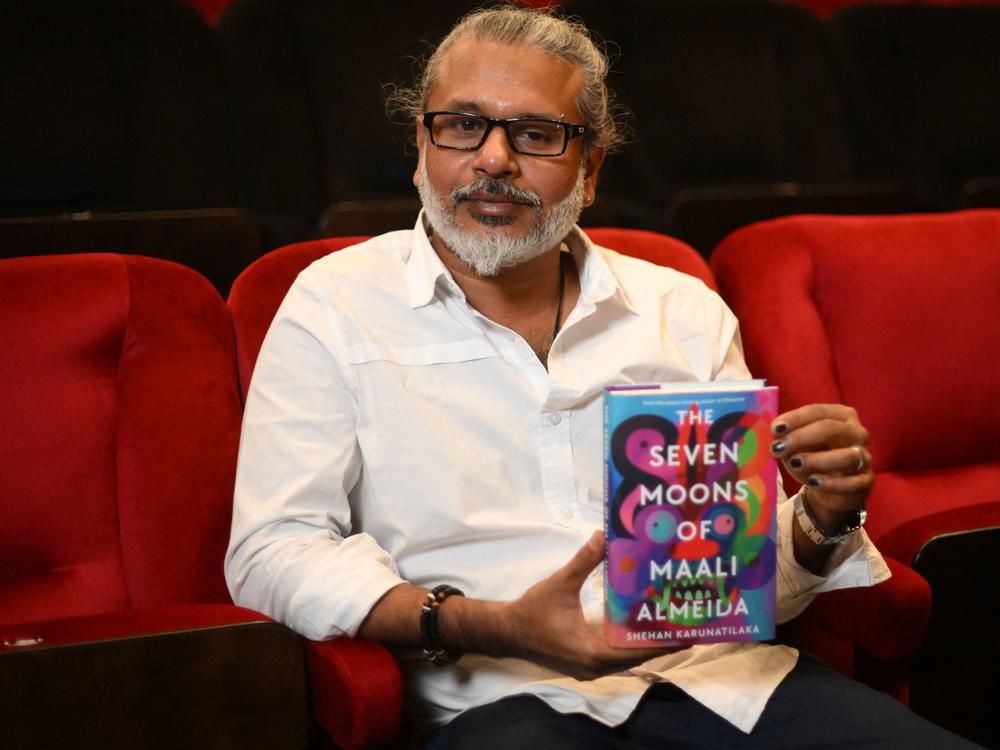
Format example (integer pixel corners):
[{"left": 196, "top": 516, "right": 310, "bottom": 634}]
[{"left": 450, "top": 177, "right": 542, "bottom": 209}]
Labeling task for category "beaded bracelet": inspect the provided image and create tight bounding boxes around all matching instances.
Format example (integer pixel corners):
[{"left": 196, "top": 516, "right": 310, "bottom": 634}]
[{"left": 420, "top": 584, "right": 465, "bottom": 666}]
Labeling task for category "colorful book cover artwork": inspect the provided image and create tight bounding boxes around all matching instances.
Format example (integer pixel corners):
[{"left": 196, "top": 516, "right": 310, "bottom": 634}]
[{"left": 604, "top": 382, "right": 779, "bottom": 648}]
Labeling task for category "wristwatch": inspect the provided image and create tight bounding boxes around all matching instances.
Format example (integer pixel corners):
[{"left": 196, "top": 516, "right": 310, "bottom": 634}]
[{"left": 793, "top": 489, "right": 867, "bottom": 546}]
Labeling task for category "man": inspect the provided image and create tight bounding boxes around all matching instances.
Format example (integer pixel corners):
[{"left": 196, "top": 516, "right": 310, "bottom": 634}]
[{"left": 226, "top": 6, "right": 979, "bottom": 748}]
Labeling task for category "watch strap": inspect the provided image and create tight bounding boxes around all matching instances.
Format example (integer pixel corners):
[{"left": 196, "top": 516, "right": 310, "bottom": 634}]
[{"left": 793, "top": 490, "right": 867, "bottom": 546}]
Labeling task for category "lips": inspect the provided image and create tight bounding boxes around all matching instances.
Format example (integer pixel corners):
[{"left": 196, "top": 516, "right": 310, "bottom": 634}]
[
  {"left": 460, "top": 192, "right": 533, "bottom": 217},
  {"left": 463, "top": 192, "right": 530, "bottom": 205},
  {"left": 463, "top": 193, "right": 531, "bottom": 213}
]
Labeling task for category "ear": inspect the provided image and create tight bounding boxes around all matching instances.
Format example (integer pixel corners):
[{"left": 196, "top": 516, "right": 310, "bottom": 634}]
[
  {"left": 413, "top": 120, "right": 426, "bottom": 188},
  {"left": 582, "top": 146, "right": 606, "bottom": 206}
]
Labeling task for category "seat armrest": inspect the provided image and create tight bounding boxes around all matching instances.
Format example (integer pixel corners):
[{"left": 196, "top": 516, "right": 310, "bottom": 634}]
[
  {"left": 0, "top": 606, "right": 312, "bottom": 749},
  {"left": 0, "top": 604, "right": 270, "bottom": 651},
  {"left": 784, "top": 556, "right": 930, "bottom": 661},
  {"left": 305, "top": 638, "right": 403, "bottom": 750}
]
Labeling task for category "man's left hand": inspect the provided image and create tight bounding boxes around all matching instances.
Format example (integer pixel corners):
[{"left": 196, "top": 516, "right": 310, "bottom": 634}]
[{"left": 770, "top": 403, "right": 872, "bottom": 535}]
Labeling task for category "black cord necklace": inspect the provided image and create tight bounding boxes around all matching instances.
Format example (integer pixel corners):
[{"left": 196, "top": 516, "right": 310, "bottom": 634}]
[{"left": 552, "top": 251, "right": 568, "bottom": 344}]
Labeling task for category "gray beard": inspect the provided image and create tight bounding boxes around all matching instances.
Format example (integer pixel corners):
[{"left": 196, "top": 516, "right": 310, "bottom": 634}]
[{"left": 418, "top": 159, "right": 586, "bottom": 277}]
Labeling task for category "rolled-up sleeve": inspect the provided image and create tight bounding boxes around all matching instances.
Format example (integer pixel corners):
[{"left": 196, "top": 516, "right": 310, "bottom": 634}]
[
  {"left": 224, "top": 272, "right": 406, "bottom": 641},
  {"left": 775, "top": 488, "right": 892, "bottom": 623}
]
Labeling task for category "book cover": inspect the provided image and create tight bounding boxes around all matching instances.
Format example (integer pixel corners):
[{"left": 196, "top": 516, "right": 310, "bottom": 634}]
[{"left": 603, "top": 381, "right": 779, "bottom": 648}]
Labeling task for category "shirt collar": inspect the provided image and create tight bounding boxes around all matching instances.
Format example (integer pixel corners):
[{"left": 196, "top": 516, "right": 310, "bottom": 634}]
[
  {"left": 405, "top": 211, "right": 455, "bottom": 308},
  {"left": 566, "top": 227, "right": 640, "bottom": 316},
  {"left": 404, "top": 210, "right": 639, "bottom": 316}
]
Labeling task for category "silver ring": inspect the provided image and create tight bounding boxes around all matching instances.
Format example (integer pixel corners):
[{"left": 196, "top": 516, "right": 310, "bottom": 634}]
[{"left": 853, "top": 446, "right": 865, "bottom": 473}]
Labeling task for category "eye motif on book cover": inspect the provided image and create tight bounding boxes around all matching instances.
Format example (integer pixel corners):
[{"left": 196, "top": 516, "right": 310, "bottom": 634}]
[{"left": 607, "top": 407, "right": 775, "bottom": 631}]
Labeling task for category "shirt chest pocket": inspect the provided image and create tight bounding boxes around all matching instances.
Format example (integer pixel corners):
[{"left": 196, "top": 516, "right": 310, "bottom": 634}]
[
  {"left": 347, "top": 338, "right": 512, "bottom": 429},
  {"left": 346, "top": 338, "right": 499, "bottom": 368}
]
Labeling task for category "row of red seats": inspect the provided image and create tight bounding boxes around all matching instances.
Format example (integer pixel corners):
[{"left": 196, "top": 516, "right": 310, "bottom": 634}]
[
  {"left": 186, "top": 0, "right": 1000, "bottom": 25},
  {"left": 185, "top": 0, "right": 560, "bottom": 25},
  {"left": 4, "top": 0, "right": 999, "bottom": 292},
  {"left": 3, "top": 210, "right": 997, "bottom": 747}
]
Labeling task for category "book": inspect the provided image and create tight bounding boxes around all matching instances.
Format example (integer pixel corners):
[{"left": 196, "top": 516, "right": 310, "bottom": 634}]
[{"left": 603, "top": 380, "right": 779, "bottom": 648}]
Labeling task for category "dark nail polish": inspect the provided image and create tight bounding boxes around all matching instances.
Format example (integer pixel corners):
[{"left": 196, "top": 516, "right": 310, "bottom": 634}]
[
  {"left": 807, "top": 476, "right": 821, "bottom": 487},
  {"left": 774, "top": 422, "right": 788, "bottom": 435},
  {"left": 771, "top": 441, "right": 785, "bottom": 455},
  {"left": 790, "top": 457, "right": 803, "bottom": 469}
]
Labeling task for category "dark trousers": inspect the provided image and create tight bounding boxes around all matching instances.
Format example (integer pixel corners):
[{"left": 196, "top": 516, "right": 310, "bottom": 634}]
[{"left": 425, "top": 654, "right": 983, "bottom": 749}]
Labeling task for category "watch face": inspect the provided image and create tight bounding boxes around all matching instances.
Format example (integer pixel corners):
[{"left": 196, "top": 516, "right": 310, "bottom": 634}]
[{"left": 842, "top": 508, "right": 867, "bottom": 533}]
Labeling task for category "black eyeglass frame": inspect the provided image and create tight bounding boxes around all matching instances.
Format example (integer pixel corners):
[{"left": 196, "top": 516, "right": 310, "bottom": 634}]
[{"left": 422, "top": 111, "right": 587, "bottom": 157}]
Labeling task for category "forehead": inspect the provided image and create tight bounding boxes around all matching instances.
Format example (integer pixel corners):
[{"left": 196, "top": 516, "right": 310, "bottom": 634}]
[{"left": 428, "top": 37, "right": 584, "bottom": 121}]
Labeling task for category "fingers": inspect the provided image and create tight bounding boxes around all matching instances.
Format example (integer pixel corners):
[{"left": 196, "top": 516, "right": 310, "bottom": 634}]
[
  {"left": 770, "top": 404, "right": 870, "bottom": 478},
  {"left": 771, "top": 413, "right": 869, "bottom": 457},
  {"left": 555, "top": 531, "right": 605, "bottom": 586},
  {"left": 772, "top": 404, "right": 861, "bottom": 436},
  {"left": 513, "top": 532, "right": 689, "bottom": 681},
  {"left": 784, "top": 445, "right": 872, "bottom": 478},
  {"left": 770, "top": 403, "right": 873, "bottom": 513},
  {"left": 801, "top": 471, "right": 872, "bottom": 499}
]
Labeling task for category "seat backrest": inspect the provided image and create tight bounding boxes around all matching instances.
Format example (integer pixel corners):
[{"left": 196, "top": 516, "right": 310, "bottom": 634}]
[
  {"left": 228, "top": 236, "right": 369, "bottom": 399},
  {"left": 0, "top": 0, "right": 235, "bottom": 217},
  {"left": 571, "top": 0, "right": 856, "bottom": 200},
  {"left": 185, "top": 0, "right": 233, "bottom": 24},
  {"left": 710, "top": 210, "right": 1000, "bottom": 560},
  {"left": 217, "top": 0, "right": 481, "bottom": 226},
  {"left": 0, "top": 209, "right": 263, "bottom": 297},
  {"left": 830, "top": 5, "right": 1000, "bottom": 198},
  {"left": 0, "top": 254, "right": 244, "bottom": 626},
  {"left": 583, "top": 227, "right": 717, "bottom": 290},
  {"left": 228, "top": 228, "right": 714, "bottom": 398}
]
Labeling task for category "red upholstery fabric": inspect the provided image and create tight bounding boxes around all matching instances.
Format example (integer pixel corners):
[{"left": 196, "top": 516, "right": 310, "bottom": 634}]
[
  {"left": 0, "top": 254, "right": 242, "bottom": 626},
  {"left": 186, "top": 0, "right": 232, "bottom": 24},
  {"left": 1, "top": 252, "right": 393, "bottom": 748},
  {"left": 584, "top": 227, "right": 718, "bottom": 291},
  {"left": 305, "top": 639, "right": 404, "bottom": 750},
  {"left": 783, "top": 0, "right": 1000, "bottom": 21},
  {"left": 228, "top": 235, "right": 367, "bottom": 400},
  {"left": 787, "top": 557, "right": 930, "bottom": 662},
  {"left": 711, "top": 210, "right": 1000, "bottom": 565}
]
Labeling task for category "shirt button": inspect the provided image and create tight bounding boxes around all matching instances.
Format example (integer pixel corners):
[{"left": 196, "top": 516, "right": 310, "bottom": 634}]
[
  {"left": 557, "top": 507, "right": 573, "bottom": 522},
  {"left": 547, "top": 412, "right": 562, "bottom": 425}
]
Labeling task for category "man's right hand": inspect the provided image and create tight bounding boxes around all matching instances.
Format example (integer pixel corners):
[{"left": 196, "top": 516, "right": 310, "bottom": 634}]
[
  {"left": 498, "top": 531, "right": 683, "bottom": 680},
  {"left": 359, "top": 531, "right": 682, "bottom": 680}
]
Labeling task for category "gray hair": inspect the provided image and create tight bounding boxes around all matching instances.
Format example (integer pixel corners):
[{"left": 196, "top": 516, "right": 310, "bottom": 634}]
[{"left": 385, "top": 3, "right": 629, "bottom": 156}]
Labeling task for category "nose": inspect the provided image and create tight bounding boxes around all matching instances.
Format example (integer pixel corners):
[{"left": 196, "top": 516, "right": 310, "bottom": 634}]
[{"left": 472, "top": 123, "right": 518, "bottom": 177}]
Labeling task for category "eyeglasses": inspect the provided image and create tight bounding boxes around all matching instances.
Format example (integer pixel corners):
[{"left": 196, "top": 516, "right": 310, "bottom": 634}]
[{"left": 422, "top": 111, "right": 587, "bottom": 157}]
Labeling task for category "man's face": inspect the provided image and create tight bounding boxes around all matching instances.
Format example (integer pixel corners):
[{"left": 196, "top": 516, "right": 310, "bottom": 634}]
[{"left": 415, "top": 37, "right": 604, "bottom": 275}]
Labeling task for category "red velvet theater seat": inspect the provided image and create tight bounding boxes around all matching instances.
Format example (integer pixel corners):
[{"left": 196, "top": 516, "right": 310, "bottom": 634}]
[
  {"left": 0, "top": 254, "right": 313, "bottom": 748},
  {"left": 227, "top": 229, "right": 718, "bottom": 745},
  {"left": 711, "top": 210, "right": 1000, "bottom": 745},
  {"left": 711, "top": 210, "right": 1000, "bottom": 562}
]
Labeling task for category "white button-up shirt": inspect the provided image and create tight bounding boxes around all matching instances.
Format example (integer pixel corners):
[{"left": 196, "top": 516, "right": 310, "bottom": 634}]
[{"left": 226, "top": 215, "right": 890, "bottom": 733}]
